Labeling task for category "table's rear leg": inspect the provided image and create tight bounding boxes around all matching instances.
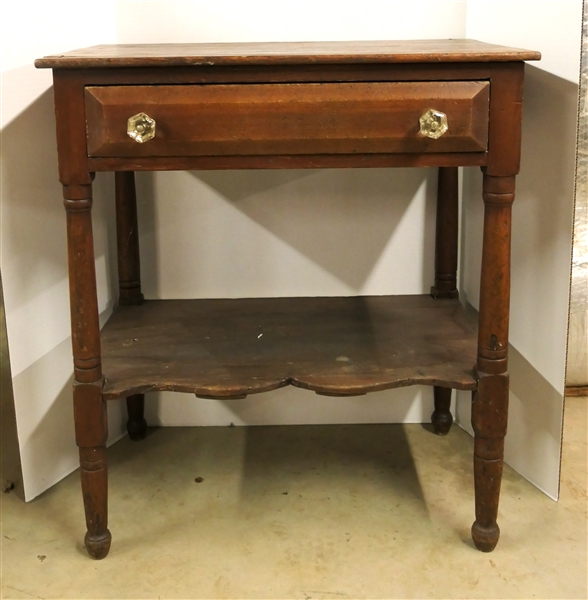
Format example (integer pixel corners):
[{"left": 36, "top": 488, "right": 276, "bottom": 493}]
[
  {"left": 431, "top": 387, "right": 453, "bottom": 435},
  {"left": 431, "top": 166, "right": 459, "bottom": 434},
  {"left": 431, "top": 166, "right": 459, "bottom": 300},
  {"left": 126, "top": 394, "right": 147, "bottom": 441},
  {"left": 115, "top": 172, "right": 147, "bottom": 441},
  {"left": 115, "top": 172, "right": 144, "bottom": 307}
]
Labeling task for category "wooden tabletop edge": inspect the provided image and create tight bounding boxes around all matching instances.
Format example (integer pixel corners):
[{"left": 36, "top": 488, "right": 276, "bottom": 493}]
[{"left": 34, "top": 40, "right": 542, "bottom": 69}]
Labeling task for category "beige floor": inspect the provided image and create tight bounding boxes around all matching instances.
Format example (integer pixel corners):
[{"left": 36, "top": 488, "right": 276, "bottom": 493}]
[{"left": 1, "top": 397, "right": 586, "bottom": 600}]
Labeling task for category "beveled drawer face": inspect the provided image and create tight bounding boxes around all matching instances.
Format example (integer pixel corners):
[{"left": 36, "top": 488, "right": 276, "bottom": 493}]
[{"left": 85, "top": 81, "right": 489, "bottom": 158}]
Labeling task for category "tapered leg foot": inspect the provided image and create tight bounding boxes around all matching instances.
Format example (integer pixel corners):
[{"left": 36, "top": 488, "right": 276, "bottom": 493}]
[
  {"left": 85, "top": 529, "right": 112, "bottom": 559},
  {"left": 126, "top": 394, "right": 147, "bottom": 441},
  {"left": 471, "top": 521, "right": 500, "bottom": 552},
  {"left": 431, "top": 386, "right": 453, "bottom": 435},
  {"left": 74, "top": 381, "right": 111, "bottom": 559},
  {"left": 471, "top": 373, "right": 508, "bottom": 552}
]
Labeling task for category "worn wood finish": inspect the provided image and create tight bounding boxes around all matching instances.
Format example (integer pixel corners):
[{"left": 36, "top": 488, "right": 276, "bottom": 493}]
[
  {"left": 86, "top": 82, "right": 489, "bottom": 157},
  {"left": 44, "top": 63, "right": 495, "bottom": 86},
  {"left": 65, "top": 186, "right": 111, "bottom": 559},
  {"left": 431, "top": 167, "right": 459, "bottom": 299},
  {"left": 88, "top": 152, "right": 488, "bottom": 172},
  {"left": 100, "top": 296, "right": 478, "bottom": 400},
  {"left": 74, "top": 379, "right": 110, "bottom": 559},
  {"left": 125, "top": 394, "right": 147, "bottom": 441},
  {"left": 114, "top": 172, "right": 146, "bottom": 440},
  {"left": 471, "top": 173, "right": 517, "bottom": 552},
  {"left": 34, "top": 40, "right": 541, "bottom": 69},
  {"left": 54, "top": 70, "right": 110, "bottom": 559},
  {"left": 115, "top": 172, "right": 144, "bottom": 306},
  {"left": 37, "top": 41, "right": 539, "bottom": 557},
  {"left": 565, "top": 385, "right": 588, "bottom": 397},
  {"left": 468, "top": 59, "right": 525, "bottom": 551},
  {"left": 471, "top": 375, "right": 509, "bottom": 552},
  {"left": 430, "top": 166, "right": 459, "bottom": 437},
  {"left": 477, "top": 174, "right": 516, "bottom": 370},
  {"left": 486, "top": 63, "right": 525, "bottom": 177},
  {"left": 431, "top": 386, "right": 453, "bottom": 435}
]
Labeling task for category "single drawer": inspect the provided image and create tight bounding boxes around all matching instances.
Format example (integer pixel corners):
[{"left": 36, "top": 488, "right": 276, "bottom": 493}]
[{"left": 85, "top": 81, "right": 489, "bottom": 157}]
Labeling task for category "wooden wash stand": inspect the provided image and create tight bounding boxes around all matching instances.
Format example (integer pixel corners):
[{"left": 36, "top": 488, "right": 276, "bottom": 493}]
[{"left": 35, "top": 40, "right": 541, "bottom": 559}]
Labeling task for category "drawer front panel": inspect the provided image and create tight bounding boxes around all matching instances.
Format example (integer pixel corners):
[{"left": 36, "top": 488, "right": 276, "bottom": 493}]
[{"left": 85, "top": 82, "right": 489, "bottom": 157}]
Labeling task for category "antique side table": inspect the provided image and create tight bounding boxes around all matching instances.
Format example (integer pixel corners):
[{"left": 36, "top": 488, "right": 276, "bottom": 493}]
[{"left": 36, "top": 40, "right": 540, "bottom": 559}]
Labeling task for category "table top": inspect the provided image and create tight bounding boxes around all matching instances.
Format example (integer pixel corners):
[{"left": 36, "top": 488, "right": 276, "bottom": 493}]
[{"left": 35, "top": 39, "right": 541, "bottom": 69}]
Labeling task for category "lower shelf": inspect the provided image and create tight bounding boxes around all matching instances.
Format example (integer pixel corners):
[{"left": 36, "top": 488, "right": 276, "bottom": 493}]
[{"left": 100, "top": 295, "right": 478, "bottom": 400}]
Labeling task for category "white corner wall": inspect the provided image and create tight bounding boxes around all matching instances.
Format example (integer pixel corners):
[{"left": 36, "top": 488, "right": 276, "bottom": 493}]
[
  {"left": 1, "top": 0, "right": 581, "bottom": 501},
  {"left": 0, "top": 1, "right": 123, "bottom": 500}
]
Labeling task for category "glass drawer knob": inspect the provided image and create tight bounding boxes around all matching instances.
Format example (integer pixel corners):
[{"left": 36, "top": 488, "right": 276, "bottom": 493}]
[
  {"left": 419, "top": 109, "right": 448, "bottom": 139},
  {"left": 127, "top": 112, "right": 156, "bottom": 143}
]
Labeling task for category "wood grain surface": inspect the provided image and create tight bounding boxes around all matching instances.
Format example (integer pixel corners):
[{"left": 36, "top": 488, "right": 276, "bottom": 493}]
[
  {"left": 100, "top": 295, "right": 477, "bottom": 400},
  {"left": 87, "top": 152, "right": 488, "bottom": 172},
  {"left": 85, "top": 81, "right": 489, "bottom": 157},
  {"left": 35, "top": 40, "right": 541, "bottom": 69},
  {"left": 37, "top": 39, "right": 538, "bottom": 556}
]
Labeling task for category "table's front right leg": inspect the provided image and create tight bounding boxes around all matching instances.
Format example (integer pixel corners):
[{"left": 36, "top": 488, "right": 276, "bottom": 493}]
[{"left": 471, "top": 173, "right": 515, "bottom": 552}]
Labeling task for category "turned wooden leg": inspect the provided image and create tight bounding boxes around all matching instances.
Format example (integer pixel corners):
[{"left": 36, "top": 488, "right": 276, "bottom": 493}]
[
  {"left": 64, "top": 183, "right": 111, "bottom": 559},
  {"left": 471, "top": 381, "right": 507, "bottom": 552},
  {"left": 430, "top": 168, "right": 458, "bottom": 435},
  {"left": 431, "top": 167, "right": 459, "bottom": 299},
  {"left": 74, "top": 380, "right": 111, "bottom": 559},
  {"left": 115, "top": 172, "right": 144, "bottom": 306},
  {"left": 116, "top": 175, "right": 147, "bottom": 443},
  {"left": 431, "top": 386, "right": 453, "bottom": 435},
  {"left": 471, "top": 173, "right": 515, "bottom": 552},
  {"left": 126, "top": 394, "right": 147, "bottom": 441}
]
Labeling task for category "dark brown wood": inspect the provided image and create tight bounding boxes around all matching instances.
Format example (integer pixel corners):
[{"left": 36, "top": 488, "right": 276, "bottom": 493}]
[
  {"left": 431, "top": 167, "right": 459, "bottom": 299},
  {"left": 53, "top": 71, "right": 92, "bottom": 187},
  {"left": 54, "top": 70, "right": 110, "bottom": 559},
  {"left": 565, "top": 385, "right": 588, "bottom": 397},
  {"left": 100, "top": 296, "right": 477, "bottom": 400},
  {"left": 126, "top": 394, "right": 147, "bottom": 441},
  {"left": 63, "top": 189, "right": 101, "bottom": 383},
  {"left": 114, "top": 172, "right": 147, "bottom": 441},
  {"left": 73, "top": 379, "right": 111, "bottom": 559},
  {"left": 86, "top": 82, "right": 489, "bottom": 157},
  {"left": 469, "top": 56, "right": 525, "bottom": 551},
  {"left": 37, "top": 63, "right": 496, "bottom": 86},
  {"left": 471, "top": 173, "right": 517, "bottom": 553},
  {"left": 88, "top": 152, "right": 488, "bottom": 172},
  {"left": 34, "top": 40, "right": 541, "bottom": 69},
  {"left": 429, "top": 165, "right": 460, "bottom": 448},
  {"left": 38, "top": 40, "right": 538, "bottom": 557},
  {"left": 431, "top": 387, "right": 453, "bottom": 435},
  {"left": 471, "top": 373, "right": 509, "bottom": 552},
  {"left": 477, "top": 174, "right": 516, "bottom": 371},
  {"left": 486, "top": 63, "right": 525, "bottom": 177},
  {"left": 115, "top": 172, "right": 144, "bottom": 306}
]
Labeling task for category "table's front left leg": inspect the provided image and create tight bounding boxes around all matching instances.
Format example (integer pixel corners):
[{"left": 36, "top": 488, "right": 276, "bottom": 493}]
[
  {"left": 471, "top": 173, "right": 515, "bottom": 552},
  {"left": 64, "top": 184, "right": 111, "bottom": 560}
]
